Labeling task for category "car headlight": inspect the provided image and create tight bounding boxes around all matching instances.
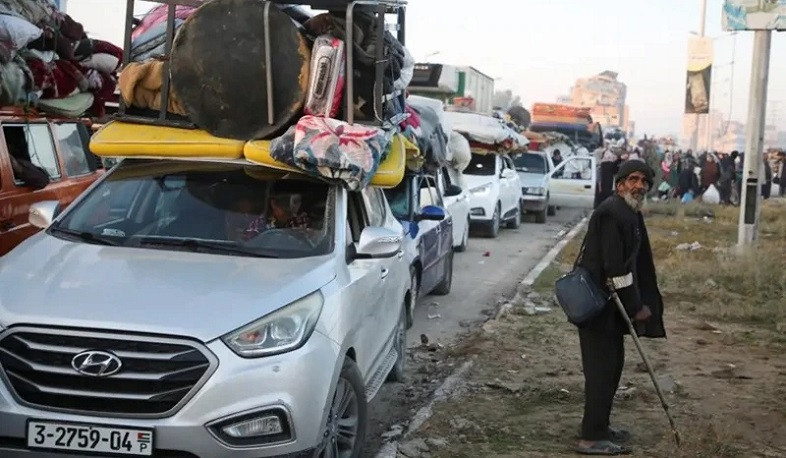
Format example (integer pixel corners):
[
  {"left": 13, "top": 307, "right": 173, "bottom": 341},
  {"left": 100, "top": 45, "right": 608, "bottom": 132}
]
[
  {"left": 471, "top": 183, "right": 492, "bottom": 195},
  {"left": 222, "top": 291, "right": 324, "bottom": 357},
  {"left": 524, "top": 186, "right": 546, "bottom": 196}
]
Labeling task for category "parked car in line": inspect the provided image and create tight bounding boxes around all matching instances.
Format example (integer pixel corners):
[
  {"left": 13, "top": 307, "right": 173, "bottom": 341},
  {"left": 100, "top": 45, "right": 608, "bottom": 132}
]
[
  {"left": 436, "top": 166, "right": 471, "bottom": 252},
  {"left": 0, "top": 158, "right": 412, "bottom": 458},
  {"left": 384, "top": 172, "right": 454, "bottom": 326},
  {"left": 0, "top": 108, "right": 104, "bottom": 256},
  {"left": 464, "top": 152, "right": 522, "bottom": 237},
  {"left": 550, "top": 154, "right": 597, "bottom": 209},
  {"left": 513, "top": 150, "right": 556, "bottom": 223}
]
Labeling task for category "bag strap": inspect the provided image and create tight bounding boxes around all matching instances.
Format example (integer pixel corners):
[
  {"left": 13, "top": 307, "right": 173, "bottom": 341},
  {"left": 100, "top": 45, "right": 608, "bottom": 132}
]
[{"left": 575, "top": 214, "right": 643, "bottom": 273}]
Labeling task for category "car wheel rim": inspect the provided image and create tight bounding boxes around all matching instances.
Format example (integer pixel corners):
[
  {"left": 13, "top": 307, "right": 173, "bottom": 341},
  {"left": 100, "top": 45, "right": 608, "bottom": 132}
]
[{"left": 321, "top": 378, "right": 359, "bottom": 458}]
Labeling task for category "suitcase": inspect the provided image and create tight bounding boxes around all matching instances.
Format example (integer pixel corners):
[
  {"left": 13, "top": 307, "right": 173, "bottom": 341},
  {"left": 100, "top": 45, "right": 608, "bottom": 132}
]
[{"left": 304, "top": 35, "right": 345, "bottom": 118}]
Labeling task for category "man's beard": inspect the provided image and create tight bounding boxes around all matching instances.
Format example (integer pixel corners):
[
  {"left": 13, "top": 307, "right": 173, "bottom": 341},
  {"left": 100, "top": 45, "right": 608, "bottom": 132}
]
[{"left": 621, "top": 191, "right": 645, "bottom": 211}]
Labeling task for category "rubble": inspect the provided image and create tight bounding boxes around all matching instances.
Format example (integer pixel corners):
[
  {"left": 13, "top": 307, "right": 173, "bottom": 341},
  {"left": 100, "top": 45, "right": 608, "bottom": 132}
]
[
  {"left": 382, "top": 424, "right": 405, "bottom": 440},
  {"left": 676, "top": 241, "right": 702, "bottom": 251},
  {"left": 449, "top": 417, "right": 483, "bottom": 434},
  {"left": 656, "top": 374, "right": 680, "bottom": 393},
  {"left": 425, "top": 437, "right": 448, "bottom": 448},
  {"left": 397, "top": 438, "right": 429, "bottom": 458}
]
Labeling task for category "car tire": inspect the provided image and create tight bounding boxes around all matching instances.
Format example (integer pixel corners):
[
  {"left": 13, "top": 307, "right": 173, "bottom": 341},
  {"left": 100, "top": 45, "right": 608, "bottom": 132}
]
[
  {"left": 547, "top": 205, "right": 556, "bottom": 216},
  {"left": 455, "top": 218, "right": 469, "bottom": 252},
  {"left": 432, "top": 252, "right": 453, "bottom": 295},
  {"left": 386, "top": 304, "right": 407, "bottom": 382},
  {"left": 319, "top": 358, "right": 367, "bottom": 458},
  {"left": 535, "top": 207, "right": 547, "bottom": 224},
  {"left": 507, "top": 201, "right": 522, "bottom": 229},
  {"left": 406, "top": 267, "right": 418, "bottom": 328},
  {"left": 485, "top": 203, "right": 501, "bottom": 238}
]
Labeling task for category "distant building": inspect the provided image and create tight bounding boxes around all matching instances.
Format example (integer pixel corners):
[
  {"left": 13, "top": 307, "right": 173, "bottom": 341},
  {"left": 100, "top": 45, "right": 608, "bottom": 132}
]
[
  {"left": 777, "top": 131, "right": 786, "bottom": 148},
  {"left": 571, "top": 71, "right": 629, "bottom": 132}
]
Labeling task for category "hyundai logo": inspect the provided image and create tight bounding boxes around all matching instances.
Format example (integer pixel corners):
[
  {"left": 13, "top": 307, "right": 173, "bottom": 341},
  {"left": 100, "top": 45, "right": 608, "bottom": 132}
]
[{"left": 71, "top": 351, "right": 122, "bottom": 377}]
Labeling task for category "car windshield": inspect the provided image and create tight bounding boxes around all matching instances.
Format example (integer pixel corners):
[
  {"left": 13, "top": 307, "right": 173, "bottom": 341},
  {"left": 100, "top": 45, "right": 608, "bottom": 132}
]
[
  {"left": 51, "top": 160, "right": 335, "bottom": 258},
  {"left": 465, "top": 154, "right": 495, "bottom": 176},
  {"left": 513, "top": 153, "right": 547, "bottom": 174},
  {"left": 383, "top": 178, "right": 411, "bottom": 220}
]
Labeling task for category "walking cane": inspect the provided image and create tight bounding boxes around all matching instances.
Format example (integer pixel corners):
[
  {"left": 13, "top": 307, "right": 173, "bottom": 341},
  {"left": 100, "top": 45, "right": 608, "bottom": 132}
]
[{"left": 607, "top": 283, "right": 682, "bottom": 447}]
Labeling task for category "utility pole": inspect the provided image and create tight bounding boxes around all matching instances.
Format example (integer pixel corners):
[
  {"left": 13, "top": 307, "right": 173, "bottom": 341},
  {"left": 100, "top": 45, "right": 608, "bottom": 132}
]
[
  {"left": 691, "top": 0, "right": 709, "bottom": 152},
  {"left": 738, "top": 30, "right": 772, "bottom": 246}
]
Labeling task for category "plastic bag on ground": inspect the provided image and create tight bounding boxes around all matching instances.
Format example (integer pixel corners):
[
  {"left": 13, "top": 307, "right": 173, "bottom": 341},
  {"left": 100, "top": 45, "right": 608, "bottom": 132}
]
[{"left": 703, "top": 184, "right": 720, "bottom": 204}]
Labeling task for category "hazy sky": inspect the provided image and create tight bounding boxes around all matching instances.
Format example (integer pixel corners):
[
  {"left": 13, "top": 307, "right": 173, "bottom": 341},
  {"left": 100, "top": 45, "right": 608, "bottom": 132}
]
[{"left": 67, "top": 0, "right": 786, "bottom": 137}]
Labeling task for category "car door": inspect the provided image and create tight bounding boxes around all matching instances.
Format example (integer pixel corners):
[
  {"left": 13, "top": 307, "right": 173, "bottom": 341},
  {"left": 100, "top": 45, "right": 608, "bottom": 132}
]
[
  {"left": 345, "top": 190, "right": 393, "bottom": 376},
  {"left": 416, "top": 175, "right": 445, "bottom": 294},
  {"left": 437, "top": 167, "right": 468, "bottom": 247},
  {"left": 500, "top": 155, "right": 518, "bottom": 214},
  {"left": 0, "top": 123, "right": 90, "bottom": 255},
  {"left": 549, "top": 156, "right": 596, "bottom": 209}
]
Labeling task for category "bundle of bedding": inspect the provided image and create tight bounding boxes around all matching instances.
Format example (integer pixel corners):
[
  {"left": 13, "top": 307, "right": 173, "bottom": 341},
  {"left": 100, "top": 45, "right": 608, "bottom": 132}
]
[{"left": 0, "top": 0, "right": 122, "bottom": 116}]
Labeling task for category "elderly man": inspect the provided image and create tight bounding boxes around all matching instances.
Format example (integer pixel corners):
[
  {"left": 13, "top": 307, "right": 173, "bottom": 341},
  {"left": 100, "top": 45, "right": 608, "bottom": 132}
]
[{"left": 574, "top": 160, "right": 666, "bottom": 455}]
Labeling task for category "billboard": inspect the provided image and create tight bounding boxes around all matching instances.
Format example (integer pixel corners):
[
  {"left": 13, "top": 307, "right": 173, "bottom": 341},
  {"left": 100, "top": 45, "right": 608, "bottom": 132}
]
[
  {"left": 723, "top": 0, "right": 786, "bottom": 30},
  {"left": 685, "top": 37, "right": 713, "bottom": 114}
]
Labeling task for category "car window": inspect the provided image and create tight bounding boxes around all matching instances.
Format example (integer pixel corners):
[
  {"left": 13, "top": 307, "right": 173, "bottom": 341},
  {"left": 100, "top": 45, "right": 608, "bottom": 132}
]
[
  {"left": 513, "top": 153, "right": 547, "bottom": 174},
  {"left": 361, "top": 187, "right": 386, "bottom": 227},
  {"left": 419, "top": 176, "right": 442, "bottom": 209},
  {"left": 383, "top": 178, "right": 411, "bottom": 220},
  {"left": 3, "top": 124, "right": 61, "bottom": 180},
  {"left": 465, "top": 153, "right": 496, "bottom": 176},
  {"left": 54, "top": 160, "right": 335, "bottom": 258},
  {"left": 555, "top": 157, "right": 593, "bottom": 180},
  {"left": 53, "top": 123, "right": 92, "bottom": 176}
]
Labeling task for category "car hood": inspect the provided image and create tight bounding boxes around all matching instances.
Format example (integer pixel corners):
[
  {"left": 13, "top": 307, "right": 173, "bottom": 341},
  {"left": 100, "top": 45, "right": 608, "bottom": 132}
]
[
  {"left": 0, "top": 236, "right": 337, "bottom": 342},
  {"left": 517, "top": 171, "right": 548, "bottom": 187},
  {"left": 463, "top": 174, "right": 495, "bottom": 190}
]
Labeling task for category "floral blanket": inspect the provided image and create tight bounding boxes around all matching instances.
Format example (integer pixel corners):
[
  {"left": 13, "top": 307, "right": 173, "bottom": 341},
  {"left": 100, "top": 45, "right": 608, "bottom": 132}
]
[{"left": 271, "top": 115, "right": 391, "bottom": 190}]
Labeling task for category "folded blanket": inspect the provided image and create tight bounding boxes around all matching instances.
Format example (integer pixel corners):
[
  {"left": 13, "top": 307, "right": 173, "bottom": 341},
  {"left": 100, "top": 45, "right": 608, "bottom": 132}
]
[
  {"left": 132, "top": 4, "right": 199, "bottom": 40},
  {"left": 270, "top": 115, "right": 391, "bottom": 190},
  {"left": 0, "top": 57, "right": 32, "bottom": 105},
  {"left": 26, "top": 57, "right": 88, "bottom": 99},
  {"left": 0, "top": 13, "right": 42, "bottom": 50},
  {"left": 118, "top": 59, "right": 185, "bottom": 115}
]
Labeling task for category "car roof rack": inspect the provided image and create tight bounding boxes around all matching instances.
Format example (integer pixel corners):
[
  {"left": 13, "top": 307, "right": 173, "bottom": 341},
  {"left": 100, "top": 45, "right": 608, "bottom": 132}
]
[{"left": 115, "top": 0, "right": 407, "bottom": 131}]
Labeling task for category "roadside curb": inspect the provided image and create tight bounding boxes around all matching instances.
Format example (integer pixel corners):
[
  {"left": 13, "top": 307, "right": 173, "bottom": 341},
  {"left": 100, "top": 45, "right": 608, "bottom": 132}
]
[
  {"left": 494, "top": 216, "right": 588, "bottom": 320},
  {"left": 374, "top": 216, "right": 588, "bottom": 457}
]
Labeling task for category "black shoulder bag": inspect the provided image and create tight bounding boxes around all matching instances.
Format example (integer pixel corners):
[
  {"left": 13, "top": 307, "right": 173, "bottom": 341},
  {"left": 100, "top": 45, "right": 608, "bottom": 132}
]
[{"left": 554, "top": 233, "right": 609, "bottom": 326}]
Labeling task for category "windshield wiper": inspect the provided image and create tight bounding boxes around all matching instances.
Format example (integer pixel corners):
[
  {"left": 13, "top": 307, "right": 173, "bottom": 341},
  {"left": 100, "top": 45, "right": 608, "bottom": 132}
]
[
  {"left": 137, "top": 236, "right": 280, "bottom": 258},
  {"left": 48, "top": 226, "right": 121, "bottom": 246}
]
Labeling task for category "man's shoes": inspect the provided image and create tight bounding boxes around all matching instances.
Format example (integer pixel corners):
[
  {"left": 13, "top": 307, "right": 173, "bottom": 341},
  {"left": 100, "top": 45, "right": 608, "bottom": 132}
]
[
  {"left": 575, "top": 440, "right": 632, "bottom": 455},
  {"left": 608, "top": 426, "right": 632, "bottom": 443}
]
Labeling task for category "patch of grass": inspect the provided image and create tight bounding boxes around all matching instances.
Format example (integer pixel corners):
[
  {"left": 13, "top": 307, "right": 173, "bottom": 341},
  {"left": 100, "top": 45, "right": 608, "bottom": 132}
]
[
  {"left": 652, "top": 202, "right": 786, "bottom": 327},
  {"left": 531, "top": 263, "right": 564, "bottom": 294}
]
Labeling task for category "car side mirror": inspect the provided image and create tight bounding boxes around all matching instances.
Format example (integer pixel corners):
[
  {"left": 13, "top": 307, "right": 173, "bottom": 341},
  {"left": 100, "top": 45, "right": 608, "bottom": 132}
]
[
  {"left": 416, "top": 205, "right": 446, "bottom": 222},
  {"left": 501, "top": 169, "right": 516, "bottom": 179},
  {"left": 29, "top": 200, "right": 62, "bottom": 229},
  {"left": 355, "top": 227, "right": 403, "bottom": 258},
  {"left": 444, "top": 184, "right": 463, "bottom": 197}
]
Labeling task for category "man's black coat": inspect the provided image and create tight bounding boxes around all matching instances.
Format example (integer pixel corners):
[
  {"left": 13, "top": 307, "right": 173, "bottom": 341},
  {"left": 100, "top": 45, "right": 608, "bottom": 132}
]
[{"left": 577, "top": 194, "right": 666, "bottom": 338}]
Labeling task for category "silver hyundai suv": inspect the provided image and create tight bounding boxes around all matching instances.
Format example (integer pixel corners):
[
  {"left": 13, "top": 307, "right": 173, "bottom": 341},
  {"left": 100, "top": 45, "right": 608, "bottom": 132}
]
[{"left": 0, "top": 159, "right": 411, "bottom": 457}]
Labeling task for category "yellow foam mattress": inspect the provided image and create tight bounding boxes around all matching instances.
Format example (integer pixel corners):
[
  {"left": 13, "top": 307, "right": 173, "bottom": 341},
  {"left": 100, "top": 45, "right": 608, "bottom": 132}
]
[
  {"left": 90, "top": 121, "right": 245, "bottom": 159},
  {"left": 244, "top": 134, "right": 408, "bottom": 188}
]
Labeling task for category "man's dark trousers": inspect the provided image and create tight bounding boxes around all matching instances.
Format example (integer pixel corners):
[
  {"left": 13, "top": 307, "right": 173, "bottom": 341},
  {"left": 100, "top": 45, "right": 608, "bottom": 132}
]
[{"left": 579, "top": 326, "right": 625, "bottom": 440}]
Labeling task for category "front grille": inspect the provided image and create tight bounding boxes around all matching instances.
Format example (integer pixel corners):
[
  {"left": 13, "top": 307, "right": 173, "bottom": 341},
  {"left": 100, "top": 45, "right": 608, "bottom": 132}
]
[{"left": 0, "top": 328, "right": 216, "bottom": 417}]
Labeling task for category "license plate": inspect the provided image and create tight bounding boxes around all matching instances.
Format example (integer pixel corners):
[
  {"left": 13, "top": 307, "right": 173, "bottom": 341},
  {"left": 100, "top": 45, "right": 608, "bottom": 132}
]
[{"left": 27, "top": 420, "right": 153, "bottom": 456}]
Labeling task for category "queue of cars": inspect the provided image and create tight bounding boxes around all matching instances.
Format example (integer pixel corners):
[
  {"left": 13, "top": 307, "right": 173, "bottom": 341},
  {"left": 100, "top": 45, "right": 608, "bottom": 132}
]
[{"left": 0, "top": 113, "right": 595, "bottom": 458}]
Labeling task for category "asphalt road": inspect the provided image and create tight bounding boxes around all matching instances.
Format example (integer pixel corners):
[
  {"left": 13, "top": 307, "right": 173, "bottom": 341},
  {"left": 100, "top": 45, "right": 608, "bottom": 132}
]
[
  {"left": 365, "top": 207, "right": 587, "bottom": 455},
  {"left": 409, "top": 207, "right": 586, "bottom": 347}
]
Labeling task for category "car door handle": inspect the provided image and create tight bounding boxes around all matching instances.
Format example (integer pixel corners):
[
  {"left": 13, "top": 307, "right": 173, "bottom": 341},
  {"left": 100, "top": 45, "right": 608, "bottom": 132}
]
[
  {"left": 584, "top": 185, "right": 592, "bottom": 189},
  {"left": 380, "top": 268, "right": 389, "bottom": 279}
]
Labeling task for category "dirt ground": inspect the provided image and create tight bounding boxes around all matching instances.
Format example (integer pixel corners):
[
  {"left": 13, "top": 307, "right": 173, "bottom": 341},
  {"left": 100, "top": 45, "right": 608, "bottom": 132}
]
[{"left": 394, "top": 201, "right": 786, "bottom": 458}]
